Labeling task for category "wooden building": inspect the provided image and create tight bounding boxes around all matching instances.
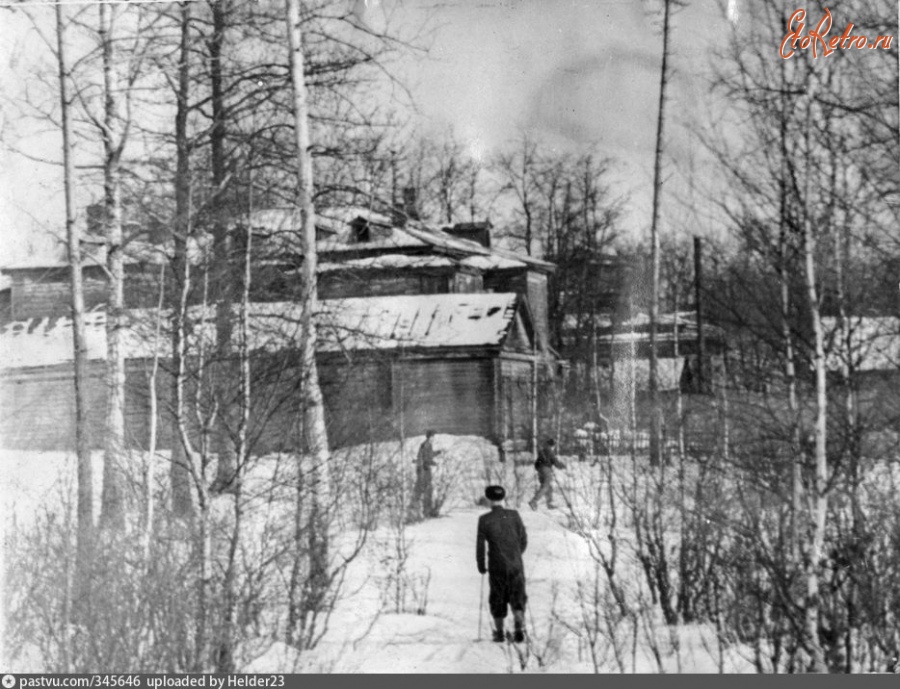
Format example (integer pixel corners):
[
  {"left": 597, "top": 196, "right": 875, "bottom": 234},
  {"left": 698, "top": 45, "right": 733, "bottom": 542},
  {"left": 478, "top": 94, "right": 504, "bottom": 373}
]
[
  {"left": 316, "top": 293, "right": 539, "bottom": 453},
  {"left": 0, "top": 208, "right": 553, "bottom": 459},
  {"left": 245, "top": 207, "right": 555, "bottom": 349},
  {"left": 0, "top": 294, "right": 539, "bottom": 457},
  {"left": 0, "top": 238, "right": 207, "bottom": 321}
]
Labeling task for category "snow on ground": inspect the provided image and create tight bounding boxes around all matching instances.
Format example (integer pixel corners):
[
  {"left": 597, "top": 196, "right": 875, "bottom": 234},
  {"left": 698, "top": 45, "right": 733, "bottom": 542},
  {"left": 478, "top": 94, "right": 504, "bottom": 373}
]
[
  {"left": 242, "top": 505, "right": 754, "bottom": 673},
  {"left": 1, "top": 437, "right": 758, "bottom": 673}
]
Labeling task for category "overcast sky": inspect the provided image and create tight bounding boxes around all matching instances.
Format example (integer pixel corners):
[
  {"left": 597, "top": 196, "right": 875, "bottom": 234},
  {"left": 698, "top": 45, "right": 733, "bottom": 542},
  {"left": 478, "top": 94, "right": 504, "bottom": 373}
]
[
  {"left": 0, "top": 0, "right": 739, "bottom": 264},
  {"left": 390, "top": 0, "right": 735, "bottom": 235}
]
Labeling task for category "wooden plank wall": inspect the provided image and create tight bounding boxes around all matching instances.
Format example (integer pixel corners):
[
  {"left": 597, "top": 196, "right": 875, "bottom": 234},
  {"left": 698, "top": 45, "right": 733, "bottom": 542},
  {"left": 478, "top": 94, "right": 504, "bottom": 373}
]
[
  {"left": 319, "top": 359, "right": 394, "bottom": 448},
  {"left": 9, "top": 264, "right": 491, "bottom": 320},
  {"left": 392, "top": 358, "right": 494, "bottom": 440},
  {"left": 497, "top": 358, "right": 534, "bottom": 452},
  {"left": 124, "top": 268, "right": 168, "bottom": 309},
  {"left": 453, "top": 272, "right": 483, "bottom": 293},
  {"left": 0, "top": 289, "right": 11, "bottom": 323},
  {"left": 484, "top": 269, "right": 549, "bottom": 352},
  {"left": 319, "top": 272, "right": 449, "bottom": 300},
  {"left": 1, "top": 354, "right": 511, "bottom": 454},
  {"left": 526, "top": 272, "right": 549, "bottom": 350},
  {"left": 125, "top": 355, "right": 309, "bottom": 455},
  {"left": 9, "top": 265, "right": 167, "bottom": 320},
  {"left": 483, "top": 270, "right": 526, "bottom": 296},
  {"left": 0, "top": 358, "right": 305, "bottom": 453},
  {"left": 12, "top": 278, "right": 107, "bottom": 319},
  {"left": 2, "top": 362, "right": 107, "bottom": 450}
]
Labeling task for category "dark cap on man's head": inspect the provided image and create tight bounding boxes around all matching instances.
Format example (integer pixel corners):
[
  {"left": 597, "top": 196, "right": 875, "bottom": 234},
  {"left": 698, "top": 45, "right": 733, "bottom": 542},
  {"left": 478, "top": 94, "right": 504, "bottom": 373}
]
[
  {"left": 545, "top": 438, "right": 556, "bottom": 446},
  {"left": 485, "top": 485, "right": 506, "bottom": 502},
  {"left": 426, "top": 429, "right": 437, "bottom": 438}
]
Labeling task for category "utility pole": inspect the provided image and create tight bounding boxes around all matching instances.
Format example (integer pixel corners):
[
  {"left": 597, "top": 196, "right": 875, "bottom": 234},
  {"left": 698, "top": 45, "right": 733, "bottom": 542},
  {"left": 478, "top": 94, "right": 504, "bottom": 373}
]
[
  {"left": 648, "top": 0, "right": 673, "bottom": 466},
  {"left": 693, "top": 236, "right": 705, "bottom": 393}
]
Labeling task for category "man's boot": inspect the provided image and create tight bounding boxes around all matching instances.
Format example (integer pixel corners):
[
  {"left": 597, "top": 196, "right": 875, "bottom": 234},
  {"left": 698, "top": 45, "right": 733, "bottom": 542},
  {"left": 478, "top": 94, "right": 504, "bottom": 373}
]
[
  {"left": 512, "top": 610, "right": 526, "bottom": 643},
  {"left": 492, "top": 617, "right": 505, "bottom": 642}
]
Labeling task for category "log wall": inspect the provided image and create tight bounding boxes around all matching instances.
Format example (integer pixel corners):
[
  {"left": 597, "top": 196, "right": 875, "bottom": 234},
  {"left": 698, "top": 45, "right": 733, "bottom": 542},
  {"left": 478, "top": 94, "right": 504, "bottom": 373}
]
[
  {"left": 392, "top": 358, "right": 495, "bottom": 440},
  {"left": 484, "top": 269, "right": 549, "bottom": 351},
  {"left": 1, "top": 353, "right": 533, "bottom": 454},
  {"left": 319, "top": 272, "right": 449, "bottom": 300},
  {"left": 8, "top": 265, "right": 167, "bottom": 321},
  {"left": 497, "top": 358, "right": 534, "bottom": 453}
]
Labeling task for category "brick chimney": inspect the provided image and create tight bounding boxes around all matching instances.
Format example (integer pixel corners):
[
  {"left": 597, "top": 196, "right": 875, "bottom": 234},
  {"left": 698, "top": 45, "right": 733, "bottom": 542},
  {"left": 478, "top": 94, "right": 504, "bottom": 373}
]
[
  {"left": 443, "top": 220, "right": 492, "bottom": 248},
  {"left": 402, "top": 186, "right": 420, "bottom": 222}
]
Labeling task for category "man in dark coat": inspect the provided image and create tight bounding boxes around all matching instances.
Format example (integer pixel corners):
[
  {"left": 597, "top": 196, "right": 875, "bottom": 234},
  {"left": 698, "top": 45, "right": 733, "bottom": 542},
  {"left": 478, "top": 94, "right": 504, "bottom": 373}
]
[
  {"left": 409, "top": 430, "right": 442, "bottom": 520},
  {"left": 529, "top": 438, "right": 566, "bottom": 510},
  {"left": 477, "top": 485, "right": 528, "bottom": 642}
]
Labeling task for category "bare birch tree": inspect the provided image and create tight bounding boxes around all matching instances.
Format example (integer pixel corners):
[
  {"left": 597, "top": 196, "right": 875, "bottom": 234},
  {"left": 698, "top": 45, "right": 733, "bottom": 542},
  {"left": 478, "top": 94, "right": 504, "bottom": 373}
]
[
  {"left": 700, "top": 0, "right": 899, "bottom": 670},
  {"left": 55, "top": 0, "right": 94, "bottom": 612},
  {"left": 97, "top": 0, "right": 126, "bottom": 530},
  {"left": 170, "top": 0, "right": 195, "bottom": 518},
  {"left": 284, "top": 0, "right": 333, "bottom": 646},
  {"left": 208, "top": 0, "right": 239, "bottom": 495}
]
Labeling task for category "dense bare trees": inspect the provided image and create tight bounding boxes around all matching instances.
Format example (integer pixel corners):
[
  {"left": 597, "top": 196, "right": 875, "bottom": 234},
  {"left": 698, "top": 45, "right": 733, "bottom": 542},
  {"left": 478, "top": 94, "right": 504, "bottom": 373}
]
[
  {"left": 693, "top": 0, "right": 900, "bottom": 671},
  {"left": 5, "top": 0, "right": 425, "bottom": 672}
]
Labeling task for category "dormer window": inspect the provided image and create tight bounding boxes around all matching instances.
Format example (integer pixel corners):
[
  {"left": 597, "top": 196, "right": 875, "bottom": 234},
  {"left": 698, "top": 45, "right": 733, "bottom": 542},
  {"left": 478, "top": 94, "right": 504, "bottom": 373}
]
[
  {"left": 351, "top": 217, "right": 371, "bottom": 243},
  {"left": 349, "top": 215, "right": 392, "bottom": 243}
]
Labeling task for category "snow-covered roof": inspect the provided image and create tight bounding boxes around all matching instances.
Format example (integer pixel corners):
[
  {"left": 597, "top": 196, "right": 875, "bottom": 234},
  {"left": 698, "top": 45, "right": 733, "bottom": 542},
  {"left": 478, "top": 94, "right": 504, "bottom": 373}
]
[
  {"left": 401, "top": 224, "right": 554, "bottom": 271},
  {"left": 459, "top": 255, "right": 526, "bottom": 271},
  {"left": 316, "top": 225, "right": 427, "bottom": 253},
  {"left": 0, "top": 294, "right": 521, "bottom": 369},
  {"left": 612, "top": 357, "right": 685, "bottom": 391},
  {"left": 239, "top": 206, "right": 554, "bottom": 272},
  {"left": 586, "top": 311, "right": 725, "bottom": 347},
  {"left": 316, "top": 293, "right": 518, "bottom": 351},
  {"left": 0, "top": 311, "right": 158, "bottom": 369},
  {"left": 243, "top": 206, "right": 395, "bottom": 235},
  {"left": 592, "top": 311, "right": 697, "bottom": 330},
  {"left": 317, "top": 254, "right": 455, "bottom": 273},
  {"left": 3, "top": 207, "right": 554, "bottom": 280},
  {"left": 401, "top": 223, "right": 489, "bottom": 254},
  {"left": 326, "top": 206, "right": 394, "bottom": 228}
]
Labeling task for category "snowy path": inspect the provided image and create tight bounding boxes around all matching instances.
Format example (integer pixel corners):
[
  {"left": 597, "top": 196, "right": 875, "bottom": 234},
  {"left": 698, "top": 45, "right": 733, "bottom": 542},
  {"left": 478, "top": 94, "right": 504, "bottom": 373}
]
[
  {"left": 252, "top": 506, "right": 597, "bottom": 673},
  {"left": 246, "top": 500, "right": 756, "bottom": 673},
  {"left": 3, "top": 445, "right": 758, "bottom": 673}
]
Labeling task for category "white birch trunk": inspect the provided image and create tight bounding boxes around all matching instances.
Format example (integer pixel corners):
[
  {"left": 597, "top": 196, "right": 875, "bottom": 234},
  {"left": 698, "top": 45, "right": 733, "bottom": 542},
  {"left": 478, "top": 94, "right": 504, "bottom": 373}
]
[
  {"left": 56, "top": 0, "right": 94, "bottom": 608},
  {"left": 799, "top": 76, "right": 828, "bottom": 673},
  {"left": 285, "top": 0, "right": 332, "bottom": 643},
  {"left": 99, "top": 1, "right": 126, "bottom": 529},
  {"left": 802, "top": 206, "right": 828, "bottom": 673},
  {"left": 142, "top": 264, "right": 166, "bottom": 560},
  {"left": 170, "top": 0, "right": 194, "bottom": 517}
]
